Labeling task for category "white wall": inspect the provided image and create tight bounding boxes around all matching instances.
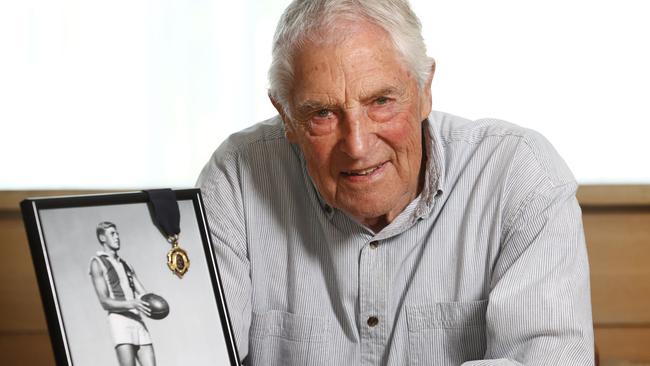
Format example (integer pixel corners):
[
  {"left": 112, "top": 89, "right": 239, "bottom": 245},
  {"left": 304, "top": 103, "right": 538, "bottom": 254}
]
[{"left": 1, "top": 0, "right": 648, "bottom": 188}]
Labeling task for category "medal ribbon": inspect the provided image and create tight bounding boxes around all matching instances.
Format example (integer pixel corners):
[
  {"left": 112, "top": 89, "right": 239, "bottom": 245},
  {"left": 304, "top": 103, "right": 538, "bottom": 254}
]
[{"left": 145, "top": 189, "right": 181, "bottom": 239}]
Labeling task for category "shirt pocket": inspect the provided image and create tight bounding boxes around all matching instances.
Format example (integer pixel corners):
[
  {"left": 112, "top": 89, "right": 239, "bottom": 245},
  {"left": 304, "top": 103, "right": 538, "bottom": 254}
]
[
  {"left": 248, "top": 310, "right": 330, "bottom": 366},
  {"left": 406, "top": 300, "right": 488, "bottom": 366}
]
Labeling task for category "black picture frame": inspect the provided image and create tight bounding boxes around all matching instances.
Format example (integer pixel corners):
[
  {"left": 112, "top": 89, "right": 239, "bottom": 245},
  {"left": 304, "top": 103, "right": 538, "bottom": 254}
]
[{"left": 21, "top": 189, "right": 241, "bottom": 366}]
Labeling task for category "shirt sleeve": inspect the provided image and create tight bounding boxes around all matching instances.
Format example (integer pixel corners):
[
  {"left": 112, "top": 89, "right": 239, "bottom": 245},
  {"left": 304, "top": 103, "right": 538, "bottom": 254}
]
[
  {"left": 463, "top": 134, "right": 594, "bottom": 365},
  {"left": 197, "top": 147, "right": 252, "bottom": 362}
]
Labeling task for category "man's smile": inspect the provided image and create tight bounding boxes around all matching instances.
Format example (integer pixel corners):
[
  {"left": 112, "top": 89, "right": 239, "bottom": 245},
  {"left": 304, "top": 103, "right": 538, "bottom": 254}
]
[{"left": 340, "top": 161, "right": 387, "bottom": 176}]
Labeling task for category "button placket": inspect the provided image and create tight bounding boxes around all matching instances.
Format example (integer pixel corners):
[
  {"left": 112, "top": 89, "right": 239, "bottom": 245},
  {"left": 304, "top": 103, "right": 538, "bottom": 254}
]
[{"left": 358, "top": 237, "right": 386, "bottom": 365}]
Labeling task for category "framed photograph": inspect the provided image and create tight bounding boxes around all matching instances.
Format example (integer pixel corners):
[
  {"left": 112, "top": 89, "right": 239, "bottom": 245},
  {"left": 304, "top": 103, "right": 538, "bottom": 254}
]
[{"left": 21, "top": 189, "right": 241, "bottom": 366}]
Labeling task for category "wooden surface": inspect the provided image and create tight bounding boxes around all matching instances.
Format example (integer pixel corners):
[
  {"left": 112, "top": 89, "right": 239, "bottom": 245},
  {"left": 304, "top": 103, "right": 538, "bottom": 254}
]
[
  {"left": 578, "top": 186, "right": 650, "bottom": 365},
  {"left": 1, "top": 209, "right": 56, "bottom": 364},
  {"left": 2, "top": 186, "right": 650, "bottom": 365},
  {"left": 0, "top": 332, "right": 56, "bottom": 365},
  {"left": 578, "top": 185, "right": 650, "bottom": 207},
  {"left": 587, "top": 210, "right": 650, "bottom": 325},
  {"left": 595, "top": 327, "right": 650, "bottom": 362}
]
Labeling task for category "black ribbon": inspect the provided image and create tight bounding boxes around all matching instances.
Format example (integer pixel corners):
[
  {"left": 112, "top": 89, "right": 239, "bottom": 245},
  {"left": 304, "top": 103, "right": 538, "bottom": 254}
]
[{"left": 144, "top": 189, "right": 180, "bottom": 238}]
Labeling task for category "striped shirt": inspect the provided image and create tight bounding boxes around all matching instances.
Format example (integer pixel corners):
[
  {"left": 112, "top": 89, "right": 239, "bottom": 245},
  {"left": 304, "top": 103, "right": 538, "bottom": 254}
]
[
  {"left": 89, "top": 251, "right": 139, "bottom": 316},
  {"left": 197, "top": 111, "right": 594, "bottom": 365}
]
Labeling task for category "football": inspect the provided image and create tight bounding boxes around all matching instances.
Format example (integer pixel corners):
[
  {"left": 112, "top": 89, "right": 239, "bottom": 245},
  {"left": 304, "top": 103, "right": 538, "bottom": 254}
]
[{"left": 141, "top": 293, "right": 170, "bottom": 320}]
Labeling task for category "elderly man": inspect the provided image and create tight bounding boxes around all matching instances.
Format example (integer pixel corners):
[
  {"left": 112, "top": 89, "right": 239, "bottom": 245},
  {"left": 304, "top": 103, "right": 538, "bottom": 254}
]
[{"left": 197, "top": 0, "right": 594, "bottom": 365}]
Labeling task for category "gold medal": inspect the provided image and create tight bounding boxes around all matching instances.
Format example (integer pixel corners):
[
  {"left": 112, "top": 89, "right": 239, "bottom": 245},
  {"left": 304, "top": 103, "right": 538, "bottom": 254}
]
[{"left": 166, "top": 235, "right": 189, "bottom": 278}]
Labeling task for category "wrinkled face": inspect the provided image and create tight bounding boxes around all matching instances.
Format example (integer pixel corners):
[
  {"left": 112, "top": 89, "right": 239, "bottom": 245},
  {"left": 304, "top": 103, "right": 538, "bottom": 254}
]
[
  {"left": 100, "top": 227, "right": 120, "bottom": 251},
  {"left": 280, "top": 21, "right": 433, "bottom": 230}
]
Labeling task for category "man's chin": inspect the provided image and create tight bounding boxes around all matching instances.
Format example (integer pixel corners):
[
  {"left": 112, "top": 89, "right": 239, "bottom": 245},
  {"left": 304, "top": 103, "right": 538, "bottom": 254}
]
[{"left": 336, "top": 202, "right": 391, "bottom": 223}]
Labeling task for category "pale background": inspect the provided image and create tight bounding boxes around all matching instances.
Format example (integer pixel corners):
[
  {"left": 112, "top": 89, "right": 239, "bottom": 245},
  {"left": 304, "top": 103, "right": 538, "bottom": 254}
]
[
  {"left": 1, "top": 0, "right": 648, "bottom": 188},
  {"left": 38, "top": 199, "right": 232, "bottom": 365}
]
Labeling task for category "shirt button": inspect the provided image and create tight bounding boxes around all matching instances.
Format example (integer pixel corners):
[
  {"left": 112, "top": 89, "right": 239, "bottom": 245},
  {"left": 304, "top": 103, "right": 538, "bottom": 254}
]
[
  {"left": 369, "top": 241, "right": 379, "bottom": 249},
  {"left": 367, "top": 316, "right": 379, "bottom": 327}
]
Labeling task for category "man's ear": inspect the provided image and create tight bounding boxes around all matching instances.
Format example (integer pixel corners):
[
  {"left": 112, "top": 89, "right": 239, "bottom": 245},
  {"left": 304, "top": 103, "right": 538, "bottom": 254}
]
[
  {"left": 269, "top": 94, "right": 297, "bottom": 143},
  {"left": 420, "top": 58, "right": 436, "bottom": 120},
  {"left": 98, "top": 234, "right": 105, "bottom": 244}
]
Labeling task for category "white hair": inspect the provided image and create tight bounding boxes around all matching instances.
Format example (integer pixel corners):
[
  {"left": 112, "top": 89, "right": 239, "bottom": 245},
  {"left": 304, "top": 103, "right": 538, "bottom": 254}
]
[{"left": 268, "top": 0, "right": 433, "bottom": 112}]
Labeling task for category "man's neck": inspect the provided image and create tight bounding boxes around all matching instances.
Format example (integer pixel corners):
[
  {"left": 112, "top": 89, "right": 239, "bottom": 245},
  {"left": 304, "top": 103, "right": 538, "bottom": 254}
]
[
  {"left": 363, "top": 216, "right": 390, "bottom": 234},
  {"left": 103, "top": 247, "right": 119, "bottom": 259}
]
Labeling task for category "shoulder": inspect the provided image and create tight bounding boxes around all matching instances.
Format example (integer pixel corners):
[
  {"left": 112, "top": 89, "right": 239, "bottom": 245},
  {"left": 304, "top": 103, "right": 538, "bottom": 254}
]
[
  {"left": 430, "top": 110, "right": 575, "bottom": 187},
  {"left": 197, "top": 116, "right": 292, "bottom": 184},
  {"left": 207, "top": 116, "right": 286, "bottom": 162},
  {"left": 196, "top": 117, "right": 299, "bottom": 255},
  {"left": 90, "top": 252, "right": 108, "bottom": 263},
  {"left": 89, "top": 253, "right": 107, "bottom": 275},
  {"left": 197, "top": 116, "right": 305, "bottom": 200},
  {"left": 433, "top": 110, "right": 527, "bottom": 144}
]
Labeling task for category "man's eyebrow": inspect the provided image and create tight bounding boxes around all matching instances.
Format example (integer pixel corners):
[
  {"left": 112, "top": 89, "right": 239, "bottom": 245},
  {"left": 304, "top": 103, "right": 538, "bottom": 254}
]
[
  {"left": 361, "top": 86, "right": 402, "bottom": 101},
  {"left": 295, "top": 100, "right": 334, "bottom": 114}
]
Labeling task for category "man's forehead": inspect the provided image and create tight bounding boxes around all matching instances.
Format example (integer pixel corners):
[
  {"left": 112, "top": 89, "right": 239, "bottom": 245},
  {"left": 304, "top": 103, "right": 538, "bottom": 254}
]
[
  {"left": 291, "top": 31, "right": 411, "bottom": 107},
  {"left": 295, "top": 18, "right": 397, "bottom": 66}
]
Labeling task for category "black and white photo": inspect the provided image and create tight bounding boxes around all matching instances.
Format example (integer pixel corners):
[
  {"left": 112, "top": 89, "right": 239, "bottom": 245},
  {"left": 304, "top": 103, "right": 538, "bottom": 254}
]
[{"left": 21, "top": 190, "right": 240, "bottom": 366}]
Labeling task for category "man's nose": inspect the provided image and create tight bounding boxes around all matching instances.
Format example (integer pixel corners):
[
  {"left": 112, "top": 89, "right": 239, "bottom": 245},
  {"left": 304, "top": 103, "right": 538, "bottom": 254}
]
[{"left": 339, "top": 110, "right": 374, "bottom": 159}]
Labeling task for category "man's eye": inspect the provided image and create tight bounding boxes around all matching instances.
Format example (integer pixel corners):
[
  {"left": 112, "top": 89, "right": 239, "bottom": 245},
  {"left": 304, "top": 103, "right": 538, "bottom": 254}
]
[
  {"left": 375, "top": 96, "right": 389, "bottom": 105},
  {"left": 316, "top": 109, "right": 331, "bottom": 118}
]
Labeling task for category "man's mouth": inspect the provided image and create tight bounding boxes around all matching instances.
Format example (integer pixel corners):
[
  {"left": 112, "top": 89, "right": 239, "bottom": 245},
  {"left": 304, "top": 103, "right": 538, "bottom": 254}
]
[{"left": 341, "top": 162, "right": 386, "bottom": 177}]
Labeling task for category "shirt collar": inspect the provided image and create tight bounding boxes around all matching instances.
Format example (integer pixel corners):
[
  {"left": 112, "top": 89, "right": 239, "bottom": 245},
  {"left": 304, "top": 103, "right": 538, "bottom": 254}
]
[
  {"left": 416, "top": 115, "right": 446, "bottom": 219},
  {"left": 97, "top": 250, "right": 120, "bottom": 260}
]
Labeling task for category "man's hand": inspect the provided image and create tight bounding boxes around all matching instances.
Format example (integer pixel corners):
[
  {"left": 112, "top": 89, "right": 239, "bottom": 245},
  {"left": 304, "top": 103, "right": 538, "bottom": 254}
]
[{"left": 129, "top": 298, "right": 151, "bottom": 317}]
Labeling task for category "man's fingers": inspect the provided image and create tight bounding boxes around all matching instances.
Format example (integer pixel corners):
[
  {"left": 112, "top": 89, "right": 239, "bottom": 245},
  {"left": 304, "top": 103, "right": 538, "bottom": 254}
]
[{"left": 137, "top": 300, "right": 151, "bottom": 316}]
